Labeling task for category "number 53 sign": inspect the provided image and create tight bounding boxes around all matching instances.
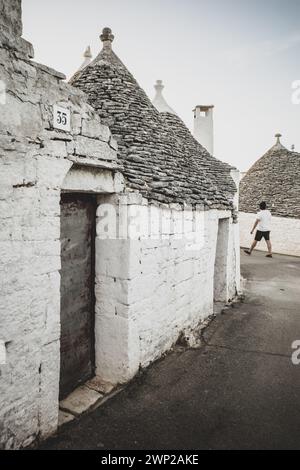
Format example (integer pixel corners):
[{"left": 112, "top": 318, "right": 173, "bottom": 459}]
[{"left": 53, "top": 105, "right": 71, "bottom": 131}]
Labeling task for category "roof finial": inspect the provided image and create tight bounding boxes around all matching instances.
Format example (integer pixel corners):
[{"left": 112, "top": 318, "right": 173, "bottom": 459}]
[
  {"left": 100, "top": 27, "right": 114, "bottom": 49},
  {"left": 291, "top": 144, "right": 295, "bottom": 151},
  {"left": 84, "top": 45, "right": 92, "bottom": 59},
  {"left": 275, "top": 133, "right": 282, "bottom": 144},
  {"left": 154, "top": 80, "right": 164, "bottom": 93},
  {"left": 76, "top": 46, "right": 93, "bottom": 72},
  {"left": 152, "top": 80, "right": 177, "bottom": 115}
]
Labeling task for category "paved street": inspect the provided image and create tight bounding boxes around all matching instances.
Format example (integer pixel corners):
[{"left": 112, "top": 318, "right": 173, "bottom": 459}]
[{"left": 42, "top": 251, "right": 300, "bottom": 450}]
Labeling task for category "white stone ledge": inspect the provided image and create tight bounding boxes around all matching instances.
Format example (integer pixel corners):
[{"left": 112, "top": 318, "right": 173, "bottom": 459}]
[
  {"left": 62, "top": 166, "right": 124, "bottom": 194},
  {"left": 66, "top": 155, "right": 119, "bottom": 171}
]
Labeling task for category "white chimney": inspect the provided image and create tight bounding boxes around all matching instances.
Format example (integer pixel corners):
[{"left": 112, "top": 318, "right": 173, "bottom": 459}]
[{"left": 193, "top": 105, "right": 214, "bottom": 155}]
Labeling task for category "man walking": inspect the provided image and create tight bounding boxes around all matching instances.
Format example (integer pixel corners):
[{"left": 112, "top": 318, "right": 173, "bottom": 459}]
[{"left": 244, "top": 202, "right": 273, "bottom": 258}]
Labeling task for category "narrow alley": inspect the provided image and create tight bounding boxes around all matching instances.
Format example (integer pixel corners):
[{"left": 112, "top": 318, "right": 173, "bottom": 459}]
[{"left": 41, "top": 251, "right": 300, "bottom": 450}]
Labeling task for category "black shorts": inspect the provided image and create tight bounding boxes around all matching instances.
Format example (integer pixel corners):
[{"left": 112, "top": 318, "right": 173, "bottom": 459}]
[{"left": 255, "top": 230, "right": 270, "bottom": 241}]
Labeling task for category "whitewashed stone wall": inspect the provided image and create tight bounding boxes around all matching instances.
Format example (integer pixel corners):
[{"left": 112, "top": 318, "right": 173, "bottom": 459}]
[
  {"left": 239, "top": 212, "right": 300, "bottom": 257},
  {"left": 0, "top": 0, "right": 118, "bottom": 449},
  {"left": 95, "top": 196, "right": 240, "bottom": 384}
]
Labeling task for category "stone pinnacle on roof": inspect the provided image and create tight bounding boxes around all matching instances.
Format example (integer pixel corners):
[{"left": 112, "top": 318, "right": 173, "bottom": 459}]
[
  {"left": 84, "top": 45, "right": 92, "bottom": 58},
  {"left": 273, "top": 133, "right": 286, "bottom": 150},
  {"left": 152, "top": 80, "right": 177, "bottom": 115},
  {"left": 100, "top": 27, "right": 114, "bottom": 49},
  {"left": 77, "top": 46, "right": 92, "bottom": 72}
]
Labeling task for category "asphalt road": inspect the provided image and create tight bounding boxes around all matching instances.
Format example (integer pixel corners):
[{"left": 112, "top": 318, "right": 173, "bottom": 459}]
[{"left": 41, "top": 250, "right": 300, "bottom": 450}]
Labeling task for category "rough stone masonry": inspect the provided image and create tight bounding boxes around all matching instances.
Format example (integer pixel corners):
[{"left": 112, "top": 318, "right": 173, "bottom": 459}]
[{"left": 0, "top": 0, "right": 120, "bottom": 449}]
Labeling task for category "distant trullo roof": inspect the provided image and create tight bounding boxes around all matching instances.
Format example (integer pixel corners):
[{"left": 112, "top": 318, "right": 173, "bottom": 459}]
[
  {"left": 240, "top": 134, "right": 300, "bottom": 218},
  {"left": 70, "top": 28, "right": 236, "bottom": 210}
]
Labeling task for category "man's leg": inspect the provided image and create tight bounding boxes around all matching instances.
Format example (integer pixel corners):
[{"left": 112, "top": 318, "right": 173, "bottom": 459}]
[
  {"left": 244, "top": 240, "right": 258, "bottom": 255},
  {"left": 249, "top": 240, "right": 258, "bottom": 253},
  {"left": 266, "top": 239, "right": 272, "bottom": 257}
]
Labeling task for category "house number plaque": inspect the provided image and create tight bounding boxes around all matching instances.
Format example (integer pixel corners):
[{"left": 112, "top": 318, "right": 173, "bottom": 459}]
[{"left": 53, "top": 105, "right": 71, "bottom": 132}]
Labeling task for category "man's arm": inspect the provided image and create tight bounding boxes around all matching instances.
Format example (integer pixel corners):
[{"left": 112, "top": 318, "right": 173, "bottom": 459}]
[{"left": 251, "top": 219, "right": 259, "bottom": 234}]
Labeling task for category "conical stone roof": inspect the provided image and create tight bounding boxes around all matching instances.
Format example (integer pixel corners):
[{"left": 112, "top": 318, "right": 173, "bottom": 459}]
[
  {"left": 240, "top": 134, "right": 300, "bottom": 218},
  {"left": 70, "top": 28, "right": 236, "bottom": 210}
]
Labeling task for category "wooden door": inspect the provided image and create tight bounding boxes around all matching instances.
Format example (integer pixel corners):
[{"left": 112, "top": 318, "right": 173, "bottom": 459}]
[{"left": 59, "top": 193, "right": 96, "bottom": 399}]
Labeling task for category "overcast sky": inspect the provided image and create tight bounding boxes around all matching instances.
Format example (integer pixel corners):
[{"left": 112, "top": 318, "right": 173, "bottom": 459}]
[{"left": 22, "top": 0, "right": 300, "bottom": 171}]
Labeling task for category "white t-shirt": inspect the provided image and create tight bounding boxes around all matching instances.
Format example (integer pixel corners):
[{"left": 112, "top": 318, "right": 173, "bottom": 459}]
[{"left": 257, "top": 210, "right": 272, "bottom": 231}]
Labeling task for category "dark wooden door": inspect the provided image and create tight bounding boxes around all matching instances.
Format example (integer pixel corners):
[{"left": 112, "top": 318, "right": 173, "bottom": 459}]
[{"left": 59, "top": 193, "right": 96, "bottom": 399}]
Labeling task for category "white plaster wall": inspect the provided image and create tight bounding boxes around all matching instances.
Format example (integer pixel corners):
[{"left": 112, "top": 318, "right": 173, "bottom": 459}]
[
  {"left": 228, "top": 219, "right": 241, "bottom": 295},
  {"left": 229, "top": 169, "right": 241, "bottom": 295},
  {"left": 95, "top": 199, "right": 240, "bottom": 384},
  {"left": 214, "top": 218, "right": 230, "bottom": 301},
  {"left": 239, "top": 212, "right": 300, "bottom": 257}
]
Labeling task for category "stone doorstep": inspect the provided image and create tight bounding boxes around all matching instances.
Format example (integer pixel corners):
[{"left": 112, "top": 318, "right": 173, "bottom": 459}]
[
  {"left": 85, "top": 376, "right": 115, "bottom": 395},
  {"left": 58, "top": 378, "right": 121, "bottom": 425},
  {"left": 59, "top": 385, "right": 103, "bottom": 418},
  {"left": 58, "top": 410, "right": 75, "bottom": 427}
]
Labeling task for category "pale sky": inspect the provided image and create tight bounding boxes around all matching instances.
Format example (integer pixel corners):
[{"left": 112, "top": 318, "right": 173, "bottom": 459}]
[{"left": 22, "top": 0, "right": 300, "bottom": 171}]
